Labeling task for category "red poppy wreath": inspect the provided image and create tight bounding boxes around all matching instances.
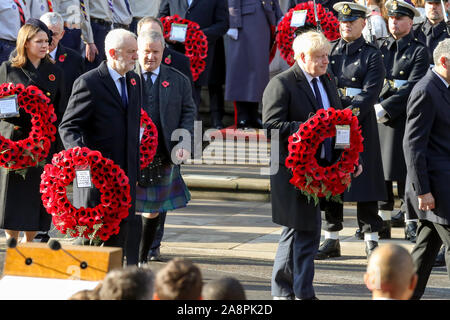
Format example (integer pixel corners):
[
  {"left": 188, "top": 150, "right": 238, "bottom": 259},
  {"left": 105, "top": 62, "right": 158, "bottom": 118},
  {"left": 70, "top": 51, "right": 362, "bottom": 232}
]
[
  {"left": 276, "top": 1, "right": 340, "bottom": 66},
  {"left": 160, "top": 15, "right": 208, "bottom": 81},
  {"left": 40, "top": 147, "right": 132, "bottom": 242},
  {"left": 0, "top": 83, "right": 57, "bottom": 171},
  {"left": 285, "top": 108, "right": 364, "bottom": 204},
  {"left": 139, "top": 108, "right": 158, "bottom": 170}
]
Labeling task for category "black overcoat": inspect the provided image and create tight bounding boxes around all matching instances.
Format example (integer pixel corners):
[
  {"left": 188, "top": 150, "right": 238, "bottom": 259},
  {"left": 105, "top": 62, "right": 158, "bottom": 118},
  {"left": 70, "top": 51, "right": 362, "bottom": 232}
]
[
  {"left": 377, "top": 32, "right": 429, "bottom": 181},
  {"left": 413, "top": 19, "right": 450, "bottom": 65},
  {"left": 262, "top": 62, "right": 342, "bottom": 231},
  {"left": 0, "top": 59, "right": 65, "bottom": 230},
  {"left": 403, "top": 69, "right": 450, "bottom": 226},
  {"left": 329, "top": 36, "right": 387, "bottom": 202}
]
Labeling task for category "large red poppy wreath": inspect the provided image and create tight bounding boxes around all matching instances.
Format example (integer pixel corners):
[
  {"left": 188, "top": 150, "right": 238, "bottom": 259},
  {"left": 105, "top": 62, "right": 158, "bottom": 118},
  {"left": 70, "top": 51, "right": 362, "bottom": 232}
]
[
  {"left": 277, "top": 1, "right": 340, "bottom": 66},
  {"left": 40, "top": 147, "right": 131, "bottom": 242},
  {"left": 285, "top": 108, "right": 364, "bottom": 204},
  {"left": 0, "top": 83, "right": 56, "bottom": 170},
  {"left": 161, "top": 15, "right": 208, "bottom": 82},
  {"left": 139, "top": 108, "right": 158, "bottom": 170}
]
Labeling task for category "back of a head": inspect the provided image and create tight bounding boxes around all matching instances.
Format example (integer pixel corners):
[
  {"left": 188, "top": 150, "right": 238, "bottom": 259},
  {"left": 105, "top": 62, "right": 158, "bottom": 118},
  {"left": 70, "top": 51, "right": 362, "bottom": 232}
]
[
  {"left": 155, "top": 258, "right": 202, "bottom": 300},
  {"left": 365, "top": 244, "right": 417, "bottom": 300},
  {"left": 202, "top": 277, "right": 246, "bottom": 300},
  {"left": 98, "top": 266, "right": 154, "bottom": 300}
]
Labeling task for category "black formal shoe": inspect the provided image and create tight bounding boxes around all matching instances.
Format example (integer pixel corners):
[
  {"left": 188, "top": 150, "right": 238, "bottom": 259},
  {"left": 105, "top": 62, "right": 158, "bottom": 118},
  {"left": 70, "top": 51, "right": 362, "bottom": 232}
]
[
  {"left": 297, "top": 296, "right": 319, "bottom": 300},
  {"left": 365, "top": 240, "right": 378, "bottom": 258},
  {"left": 237, "top": 120, "right": 250, "bottom": 129},
  {"left": 250, "top": 118, "right": 263, "bottom": 129},
  {"left": 379, "top": 220, "right": 391, "bottom": 239},
  {"left": 355, "top": 228, "right": 364, "bottom": 240},
  {"left": 34, "top": 232, "right": 50, "bottom": 243},
  {"left": 434, "top": 246, "right": 446, "bottom": 267},
  {"left": 315, "top": 239, "right": 341, "bottom": 260},
  {"left": 405, "top": 221, "right": 417, "bottom": 243},
  {"left": 391, "top": 210, "right": 405, "bottom": 227}
]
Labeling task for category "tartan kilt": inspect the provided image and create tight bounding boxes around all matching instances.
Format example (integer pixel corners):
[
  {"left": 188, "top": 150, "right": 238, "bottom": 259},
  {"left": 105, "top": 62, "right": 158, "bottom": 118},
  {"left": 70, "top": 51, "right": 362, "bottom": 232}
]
[{"left": 135, "top": 164, "right": 191, "bottom": 213}]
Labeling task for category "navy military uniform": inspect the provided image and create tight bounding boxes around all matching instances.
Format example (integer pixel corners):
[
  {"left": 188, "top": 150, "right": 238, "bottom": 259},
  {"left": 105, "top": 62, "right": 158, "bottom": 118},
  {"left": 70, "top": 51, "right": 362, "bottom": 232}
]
[
  {"left": 376, "top": 0, "right": 429, "bottom": 241},
  {"left": 413, "top": 0, "right": 450, "bottom": 65},
  {"left": 316, "top": 2, "right": 387, "bottom": 260}
]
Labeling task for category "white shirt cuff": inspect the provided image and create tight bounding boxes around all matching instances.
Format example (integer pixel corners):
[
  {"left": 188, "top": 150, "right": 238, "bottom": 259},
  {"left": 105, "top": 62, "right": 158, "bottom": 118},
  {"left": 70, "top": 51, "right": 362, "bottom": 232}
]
[{"left": 374, "top": 104, "right": 388, "bottom": 123}]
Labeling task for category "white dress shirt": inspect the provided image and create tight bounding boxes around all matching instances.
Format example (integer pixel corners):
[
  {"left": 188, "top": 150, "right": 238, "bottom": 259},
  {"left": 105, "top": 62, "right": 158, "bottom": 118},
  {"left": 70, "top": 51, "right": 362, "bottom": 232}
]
[
  {"left": 141, "top": 66, "right": 160, "bottom": 84},
  {"left": 298, "top": 62, "right": 331, "bottom": 110},
  {"left": 107, "top": 63, "right": 128, "bottom": 100}
]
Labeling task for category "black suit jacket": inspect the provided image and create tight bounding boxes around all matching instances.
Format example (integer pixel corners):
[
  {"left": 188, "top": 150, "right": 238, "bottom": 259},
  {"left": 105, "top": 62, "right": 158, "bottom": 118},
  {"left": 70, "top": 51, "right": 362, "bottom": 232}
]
[
  {"left": 158, "top": 0, "right": 229, "bottom": 84},
  {"left": 262, "top": 62, "right": 342, "bottom": 231},
  {"left": 59, "top": 61, "right": 141, "bottom": 220},
  {"left": 403, "top": 68, "right": 450, "bottom": 225},
  {"left": 138, "top": 63, "right": 196, "bottom": 157},
  {"left": 55, "top": 44, "right": 84, "bottom": 99}
]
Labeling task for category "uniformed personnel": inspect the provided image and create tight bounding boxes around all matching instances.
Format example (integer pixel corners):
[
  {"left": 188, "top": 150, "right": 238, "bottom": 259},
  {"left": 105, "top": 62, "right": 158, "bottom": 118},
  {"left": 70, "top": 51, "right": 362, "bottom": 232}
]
[
  {"left": 413, "top": 0, "right": 450, "bottom": 66},
  {"left": 375, "top": 0, "right": 429, "bottom": 243},
  {"left": 316, "top": 2, "right": 387, "bottom": 260},
  {"left": 112, "top": 0, "right": 132, "bottom": 30},
  {"left": 130, "top": 0, "right": 160, "bottom": 34},
  {"left": 29, "top": 0, "right": 53, "bottom": 19},
  {"left": 0, "top": 0, "right": 30, "bottom": 64}
]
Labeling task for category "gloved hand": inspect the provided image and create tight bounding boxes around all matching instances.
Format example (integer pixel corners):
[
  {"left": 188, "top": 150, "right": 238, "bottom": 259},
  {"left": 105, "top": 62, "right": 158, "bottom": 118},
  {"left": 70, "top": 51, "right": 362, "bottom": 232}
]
[{"left": 226, "top": 28, "right": 239, "bottom": 40}]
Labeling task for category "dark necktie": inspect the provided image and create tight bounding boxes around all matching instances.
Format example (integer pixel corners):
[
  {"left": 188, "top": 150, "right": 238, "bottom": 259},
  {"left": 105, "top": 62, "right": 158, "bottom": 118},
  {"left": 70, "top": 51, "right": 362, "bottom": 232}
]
[
  {"left": 311, "top": 78, "right": 332, "bottom": 162},
  {"left": 13, "top": 0, "right": 25, "bottom": 26},
  {"left": 119, "top": 77, "right": 128, "bottom": 108}
]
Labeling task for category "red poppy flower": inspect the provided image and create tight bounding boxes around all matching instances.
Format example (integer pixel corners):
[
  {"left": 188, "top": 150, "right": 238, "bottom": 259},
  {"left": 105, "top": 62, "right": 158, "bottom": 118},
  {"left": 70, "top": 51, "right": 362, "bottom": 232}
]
[
  {"left": 164, "top": 55, "right": 172, "bottom": 65},
  {"left": 130, "top": 78, "right": 136, "bottom": 86},
  {"left": 58, "top": 54, "right": 67, "bottom": 62},
  {"left": 162, "top": 81, "right": 170, "bottom": 88},
  {"left": 48, "top": 74, "right": 56, "bottom": 81}
]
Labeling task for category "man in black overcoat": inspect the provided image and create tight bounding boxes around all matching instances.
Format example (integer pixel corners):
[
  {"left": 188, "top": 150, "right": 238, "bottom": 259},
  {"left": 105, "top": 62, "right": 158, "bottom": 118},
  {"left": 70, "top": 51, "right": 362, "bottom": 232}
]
[
  {"left": 376, "top": 0, "right": 429, "bottom": 243},
  {"left": 316, "top": 2, "right": 387, "bottom": 261},
  {"left": 263, "top": 30, "right": 361, "bottom": 300},
  {"left": 158, "top": 0, "right": 229, "bottom": 108},
  {"left": 59, "top": 29, "right": 142, "bottom": 265},
  {"left": 403, "top": 39, "right": 450, "bottom": 299}
]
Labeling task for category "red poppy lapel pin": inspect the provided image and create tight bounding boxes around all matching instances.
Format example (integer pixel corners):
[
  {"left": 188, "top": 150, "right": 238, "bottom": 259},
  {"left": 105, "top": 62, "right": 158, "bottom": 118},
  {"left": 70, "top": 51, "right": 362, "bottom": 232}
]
[
  {"left": 48, "top": 74, "right": 56, "bottom": 81},
  {"left": 162, "top": 81, "right": 170, "bottom": 88},
  {"left": 326, "top": 73, "right": 332, "bottom": 81},
  {"left": 164, "top": 54, "right": 172, "bottom": 65},
  {"left": 130, "top": 78, "right": 137, "bottom": 86},
  {"left": 58, "top": 53, "right": 67, "bottom": 62}
]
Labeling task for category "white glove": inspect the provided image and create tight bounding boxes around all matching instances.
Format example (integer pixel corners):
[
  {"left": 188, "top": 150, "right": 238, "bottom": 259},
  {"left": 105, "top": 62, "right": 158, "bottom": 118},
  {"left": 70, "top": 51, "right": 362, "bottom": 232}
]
[
  {"left": 227, "top": 28, "right": 238, "bottom": 40},
  {"left": 374, "top": 103, "right": 388, "bottom": 123}
]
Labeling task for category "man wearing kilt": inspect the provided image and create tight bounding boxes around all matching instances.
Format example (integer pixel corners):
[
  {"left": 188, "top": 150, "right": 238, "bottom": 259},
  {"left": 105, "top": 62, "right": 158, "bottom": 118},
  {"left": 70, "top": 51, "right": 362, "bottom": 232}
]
[{"left": 135, "top": 30, "right": 196, "bottom": 266}]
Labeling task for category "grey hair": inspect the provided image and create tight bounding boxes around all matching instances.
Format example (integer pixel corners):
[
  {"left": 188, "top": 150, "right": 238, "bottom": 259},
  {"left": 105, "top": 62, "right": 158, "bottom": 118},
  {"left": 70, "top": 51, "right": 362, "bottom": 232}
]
[
  {"left": 137, "top": 30, "right": 165, "bottom": 49},
  {"left": 104, "top": 28, "right": 137, "bottom": 60},
  {"left": 433, "top": 39, "right": 450, "bottom": 67},
  {"left": 40, "top": 12, "right": 64, "bottom": 28},
  {"left": 293, "top": 30, "right": 331, "bottom": 60}
]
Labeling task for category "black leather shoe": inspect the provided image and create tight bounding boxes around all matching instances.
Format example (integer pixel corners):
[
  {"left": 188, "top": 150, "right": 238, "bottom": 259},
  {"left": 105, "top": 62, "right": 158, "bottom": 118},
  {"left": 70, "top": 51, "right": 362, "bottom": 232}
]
[
  {"left": 355, "top": 228, "right": 364, "bottom": 240},
  {"left": 237, "top": 120, "right": 250, "bottom": 129},
  {"left": 34, "top": 232, "right": 50, "bottom": 243},
  {"left": 250, "top": 118, "right": 263, "bottom": 129},
  {"left": 405, "top": 221, "right": 417, "bottom": 243},
  {"left": 434, "top": 246, "right": 446, "bottom": 267},
  {"left": 315, "top": 239, "right": 341, "bottom": 260},
  {"left": 391, "top": 210, "right": 405, "bottom": 227},
  {"left": 379, "top": 220, "right": 391, "bottom": 239},
  {"left": 365, "top": 240, "right": 378, "bottom": 258}
]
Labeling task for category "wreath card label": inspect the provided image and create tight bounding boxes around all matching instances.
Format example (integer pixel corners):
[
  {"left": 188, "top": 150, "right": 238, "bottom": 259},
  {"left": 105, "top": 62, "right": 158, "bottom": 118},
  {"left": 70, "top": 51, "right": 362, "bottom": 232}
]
[
  {"left": 0, "top": 95, "right": 19, "bottom": 118},
  {"left": 170, "top": 23, "right": 188, "bottom": 42},
  {"left": 75, "top": 165, "right": 92, "bottom": 188},
  {"left": 290, "top": 10, "right": 308, "bottom": 27},
  {"left": 335, "top": 125, "right": 350, "bottom": 149}
]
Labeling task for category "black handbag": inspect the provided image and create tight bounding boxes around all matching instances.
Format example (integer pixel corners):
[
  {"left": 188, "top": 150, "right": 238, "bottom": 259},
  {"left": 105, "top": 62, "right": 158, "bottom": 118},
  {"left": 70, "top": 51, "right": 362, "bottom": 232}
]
[{"left": 138, "top": 153, "right": 173, "bottom": 188}]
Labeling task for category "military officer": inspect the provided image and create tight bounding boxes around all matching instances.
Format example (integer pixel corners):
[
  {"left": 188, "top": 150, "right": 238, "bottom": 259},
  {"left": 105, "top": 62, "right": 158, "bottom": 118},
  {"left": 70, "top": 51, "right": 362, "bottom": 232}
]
[
  {"left": 376, "top": 0, "right": 429, "bottom": 243},
  {"left": 315, "top": 2, "right": 387, "bottom": 260},
  {"left": 0, "top": 0, "right": 30, "bottom": 64},
  {"left": 413, "top": 0, "right": 450, "bottom": 66}
]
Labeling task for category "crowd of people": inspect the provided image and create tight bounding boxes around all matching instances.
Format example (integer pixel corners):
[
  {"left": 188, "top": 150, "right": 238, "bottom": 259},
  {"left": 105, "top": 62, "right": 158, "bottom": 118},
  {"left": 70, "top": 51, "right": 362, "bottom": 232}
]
[{"left": 0, "top": 0, "right": 449, "bottom": 301}]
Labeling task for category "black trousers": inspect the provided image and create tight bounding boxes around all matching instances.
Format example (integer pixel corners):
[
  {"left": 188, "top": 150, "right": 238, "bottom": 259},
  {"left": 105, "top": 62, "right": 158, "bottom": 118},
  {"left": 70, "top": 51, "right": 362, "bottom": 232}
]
[
  {"left": 411, "top": 220, "right": 450, "bottom": 299},
  {"left": 236, "top": 101, "right": 259, "bottom": 123},
  {"left": 322, "top": 200, "right": 383, "bottom": 233},
  {"left": 379, "top": 180, "right": 406, "bottom": 212}
]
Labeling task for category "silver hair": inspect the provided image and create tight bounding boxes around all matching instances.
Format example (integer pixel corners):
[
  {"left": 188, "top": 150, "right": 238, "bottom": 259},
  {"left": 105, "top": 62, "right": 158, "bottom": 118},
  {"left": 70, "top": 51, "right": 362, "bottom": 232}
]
[
  {"left": 104, "top": 28, "right": 137, "bottom": 60},
  {"left": 40, "top": 12, "right": 64, "bottom": 28},
  {"left": 433, "top": 39, "right": 450, "bottom": 67},
  {"left": 293, "top": 31, "right": 331, "bottom": 60},
  {"left": 137, "top": 30, "right": 165, "bottom": 49}
]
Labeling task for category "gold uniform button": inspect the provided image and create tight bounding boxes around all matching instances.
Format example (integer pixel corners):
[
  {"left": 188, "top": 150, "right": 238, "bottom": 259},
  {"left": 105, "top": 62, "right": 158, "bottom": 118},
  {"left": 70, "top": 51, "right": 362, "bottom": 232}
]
[
  {"left": 331, "top": 60, "right": 335, "bottom": 64},
  {"left": 400, "top": 71, "right": 404, "bottom": 75},
  {"left": 46, "top": 92, "right": 51, "bottom": 96},
  {"left": 354, "top": 61, "right": 359, "bottom": 65},
  {"left": 351, "top": 77, "right": 356, "bottom": 81}
]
